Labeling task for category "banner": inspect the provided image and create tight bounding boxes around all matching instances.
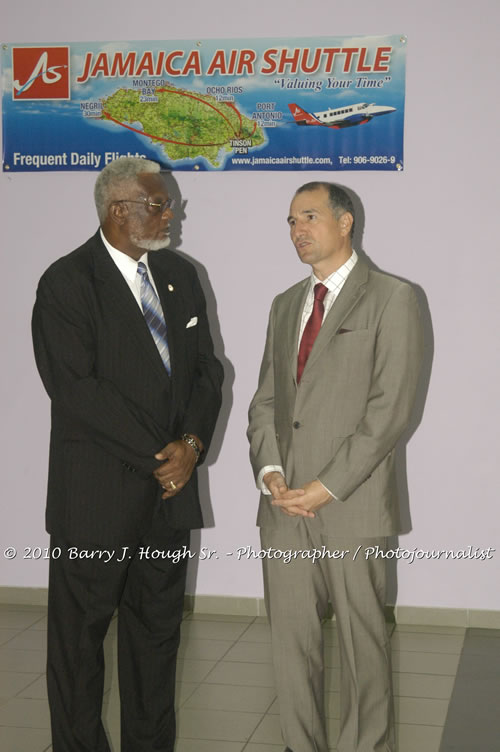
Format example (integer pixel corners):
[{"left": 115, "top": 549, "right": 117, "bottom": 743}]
[{"left": 1, "top": 36, "right": 406, "bottom": 172}]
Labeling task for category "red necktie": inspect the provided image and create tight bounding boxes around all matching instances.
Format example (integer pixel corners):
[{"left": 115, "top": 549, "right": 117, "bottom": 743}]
[{"left": 297, "top": 283, "right": 328, "bottom": 383}]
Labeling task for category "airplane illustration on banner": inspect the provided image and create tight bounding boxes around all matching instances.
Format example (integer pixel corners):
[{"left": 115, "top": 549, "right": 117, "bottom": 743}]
[{"left": 288, "top": 101, "right": 396, "bottom": 129}]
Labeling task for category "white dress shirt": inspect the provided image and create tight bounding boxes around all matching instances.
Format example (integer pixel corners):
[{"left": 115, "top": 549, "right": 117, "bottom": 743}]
[
  {"left": 297, "top": 250, "right": 358, "bottom": 346},
  {"left": 100, "top": 228, "right": 159, "bottom": 308}
]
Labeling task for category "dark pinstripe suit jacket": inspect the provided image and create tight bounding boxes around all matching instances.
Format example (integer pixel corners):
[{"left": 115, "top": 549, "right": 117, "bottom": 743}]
[{"left": 32, "top": 231, "right": 223, "bottom": 547}]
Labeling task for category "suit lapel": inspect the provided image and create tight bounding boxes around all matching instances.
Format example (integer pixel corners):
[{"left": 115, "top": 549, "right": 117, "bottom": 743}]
[
  {"left": 91, "top": 234, "right": 171, "bottom": 384},
  {"left": 303, "top": 260, "right": 369, "bottom": 375},
  {"left": 149, "top": 252, "right": 197, "bottom": 430},
  {"left": 285, "top": 260, "right": 369, "bottom": 384},
  {"left": 285, "top": 280, "right": 310, "bottom": 377},
  {"left": 149, "top": 252, "right": 184, "bottom": 382}
]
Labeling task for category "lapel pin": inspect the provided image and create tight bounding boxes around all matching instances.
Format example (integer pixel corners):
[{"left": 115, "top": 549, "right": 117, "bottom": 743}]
[{"left": 168, "top": 284, "right": 174, "bottom": 292}]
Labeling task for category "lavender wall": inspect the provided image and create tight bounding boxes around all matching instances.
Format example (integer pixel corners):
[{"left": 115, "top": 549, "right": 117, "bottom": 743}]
[{"left": 2, "top": 0, "right": 499, "bottom": 611}]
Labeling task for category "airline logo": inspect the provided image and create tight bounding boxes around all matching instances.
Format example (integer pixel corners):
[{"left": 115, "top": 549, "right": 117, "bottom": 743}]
[{"left": 12, "top": 46, "right": 70, "bottom": 100}]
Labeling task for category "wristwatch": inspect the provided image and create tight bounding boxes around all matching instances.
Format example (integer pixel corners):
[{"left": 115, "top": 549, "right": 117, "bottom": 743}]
[{"left": 182, "top": 433, "right": 201, "bottom": 463}]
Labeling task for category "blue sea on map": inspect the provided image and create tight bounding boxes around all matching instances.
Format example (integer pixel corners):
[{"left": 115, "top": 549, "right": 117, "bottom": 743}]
[{"left": 2, "top": 84, "right": 405, "bottom": 172}]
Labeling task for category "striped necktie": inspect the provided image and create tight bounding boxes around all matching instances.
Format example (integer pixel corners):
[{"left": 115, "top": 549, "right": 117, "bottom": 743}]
[{"left": 137, "top": 262, "right": 171, "bottom": 374}]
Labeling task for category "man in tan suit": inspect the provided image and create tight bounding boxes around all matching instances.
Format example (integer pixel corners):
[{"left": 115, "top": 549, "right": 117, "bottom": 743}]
[{"left": 247, "top": 182, "right": 423, "bottom": 752}]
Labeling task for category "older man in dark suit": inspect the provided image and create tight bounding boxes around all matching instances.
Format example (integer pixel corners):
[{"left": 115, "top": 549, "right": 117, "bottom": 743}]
[
  {"left": 32, "top": 157, "right": 223, "bottom": 752},
  {"left": 248, "top": 182, "right": 423, "bottom": 752}
]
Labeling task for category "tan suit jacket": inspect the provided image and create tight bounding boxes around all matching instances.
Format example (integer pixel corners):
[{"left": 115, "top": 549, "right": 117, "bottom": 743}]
[{"left": 248, "top": 259, "right": 423, "bottom": 537}]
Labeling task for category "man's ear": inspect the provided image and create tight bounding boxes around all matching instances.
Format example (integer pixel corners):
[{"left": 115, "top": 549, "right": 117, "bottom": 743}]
[
  {"left": 108, "top": 201, "right": 128, "bottom": 227},
  {"left": 339, "top": 212, "right": 354, "bottom": 237}
]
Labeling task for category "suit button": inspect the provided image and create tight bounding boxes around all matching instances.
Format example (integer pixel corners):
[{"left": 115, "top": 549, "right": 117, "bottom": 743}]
[{"left": 293, "top": 421, "right": 301, "bottom": 429}]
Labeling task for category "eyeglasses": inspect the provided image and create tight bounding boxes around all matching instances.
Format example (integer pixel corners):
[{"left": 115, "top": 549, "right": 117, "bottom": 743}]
[{"left": 114, "top": 197, "right": 175, "bottom": 215}]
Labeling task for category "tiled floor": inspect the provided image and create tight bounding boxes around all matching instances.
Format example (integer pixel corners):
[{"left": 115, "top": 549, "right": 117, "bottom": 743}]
[{"left": 0, "top": 603, "right": 483, "bottom": 751}]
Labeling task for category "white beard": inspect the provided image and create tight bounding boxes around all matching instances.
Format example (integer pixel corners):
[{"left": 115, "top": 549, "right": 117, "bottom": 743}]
[{"left": 130, "top": 232, "right": 171, "bottom": 251}]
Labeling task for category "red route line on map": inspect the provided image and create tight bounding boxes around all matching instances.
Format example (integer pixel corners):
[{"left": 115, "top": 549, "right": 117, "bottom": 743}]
[
  {"left": 224, "top": 102, "right": 258, "bottom": 136},
  {"left": 102, "top": 87, "right": 249, "bottom": 148},
  {"left": 102, "top": 111, "right": 229, "bottom": 147},
  {"left": 157, "top": 87, "right": 241, "bottom": 138},
  {"left": 224, "top": 102, "right": 242, "bottom": 132}
]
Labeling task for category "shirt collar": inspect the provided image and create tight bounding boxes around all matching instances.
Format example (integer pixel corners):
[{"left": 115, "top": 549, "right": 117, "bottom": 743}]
[
  {"left": 100, "top": 228, "right": 150, "bottom": 283},
  {"left": 311, "top": 249, "right": 358, "bottom": 292}
]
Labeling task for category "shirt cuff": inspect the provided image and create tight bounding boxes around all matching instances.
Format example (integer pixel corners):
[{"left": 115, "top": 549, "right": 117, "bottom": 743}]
[
  {"left": 257, "top": 465, "right": 285, "bottom": 495},
  {"left": 318, "top": 479, "right": 339, "bottom": 501}
]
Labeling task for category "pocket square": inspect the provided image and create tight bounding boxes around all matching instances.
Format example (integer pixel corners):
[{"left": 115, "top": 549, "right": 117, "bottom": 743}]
[{"left": 186, "top": 317, "right": 198, "bottom": 328}]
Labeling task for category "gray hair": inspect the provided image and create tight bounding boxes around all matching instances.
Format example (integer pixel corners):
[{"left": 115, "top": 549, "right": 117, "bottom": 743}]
[
  {"left": 295, "top": 181, "right": 355, "bottom": 238},
  {"left": 94, "top": 157, "right": 161, "bottom": 224}
]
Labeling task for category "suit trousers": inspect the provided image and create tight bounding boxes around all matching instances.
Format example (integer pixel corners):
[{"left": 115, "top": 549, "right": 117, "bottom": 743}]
[
  {"left": 47, "top": 513, "right": 190, "bottom": 752},
  {"left": 261, "top": 521, "right": 394, "bottom": 752}
]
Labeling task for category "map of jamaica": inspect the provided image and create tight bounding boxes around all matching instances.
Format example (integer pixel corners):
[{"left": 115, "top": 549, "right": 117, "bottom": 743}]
[{"left": 100, "top": 82, "right": 265, "bottom": 167}]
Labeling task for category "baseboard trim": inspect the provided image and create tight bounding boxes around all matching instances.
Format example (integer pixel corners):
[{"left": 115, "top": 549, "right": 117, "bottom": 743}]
[
  {"left": 394, "top": 605, "right": 500, "bottom": 629},
  {"left": 186, "top": 597, "right": 500, "bottom": 627},
  {"left": 1, "top": 587, "right": 499, "bottom": 629},
  {"left": 187, "top": 598, "right": 500, "bottom": 628},
  {"left": 184, "top": 593, "right": 268, "bottom": 617},
  {"left": 0, "top": 586, "right": 49, "bottom": 606}
]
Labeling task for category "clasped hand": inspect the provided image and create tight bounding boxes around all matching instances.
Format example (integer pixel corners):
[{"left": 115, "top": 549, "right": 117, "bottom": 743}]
[
  {"left": 263, "top": 472, "right": 332, "bottom": 518},
  {"left": 153, "top": 440, "right": 197, "bottom": 500}
]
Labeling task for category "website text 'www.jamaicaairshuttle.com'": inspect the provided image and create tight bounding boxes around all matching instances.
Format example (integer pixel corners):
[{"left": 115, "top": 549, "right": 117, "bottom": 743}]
[{"left": 231, "top": 155, "right": 333, "bottom": 166}]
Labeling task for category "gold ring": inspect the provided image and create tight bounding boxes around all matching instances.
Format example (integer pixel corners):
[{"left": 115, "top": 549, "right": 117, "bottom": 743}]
[{"left": 170, "top": 481, "right": 177, "bottom": 490}]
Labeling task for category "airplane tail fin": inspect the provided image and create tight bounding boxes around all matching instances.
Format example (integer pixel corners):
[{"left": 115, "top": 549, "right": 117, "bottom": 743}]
[{"left": 288, "top": 103, "right": 319, "bottom": 126}]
